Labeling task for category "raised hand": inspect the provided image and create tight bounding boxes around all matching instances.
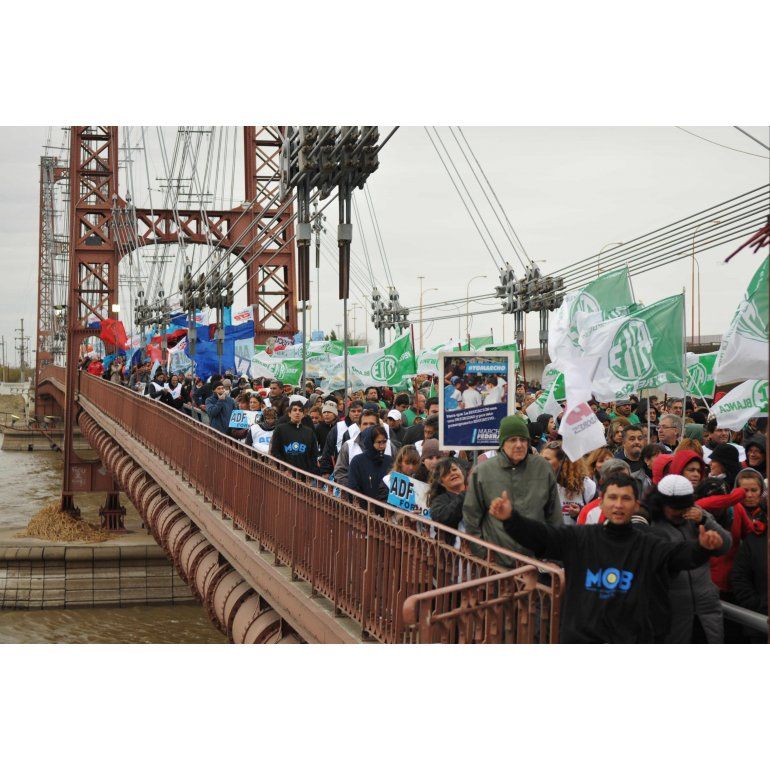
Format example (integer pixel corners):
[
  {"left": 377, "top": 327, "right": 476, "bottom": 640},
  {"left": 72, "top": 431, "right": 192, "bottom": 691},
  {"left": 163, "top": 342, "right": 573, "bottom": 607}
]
[
  {"left": 698, "top": 524, "right": 723, "bottom": 551},
  {"left": 489, "top": 490, "right": 513, "bottom": 521}
]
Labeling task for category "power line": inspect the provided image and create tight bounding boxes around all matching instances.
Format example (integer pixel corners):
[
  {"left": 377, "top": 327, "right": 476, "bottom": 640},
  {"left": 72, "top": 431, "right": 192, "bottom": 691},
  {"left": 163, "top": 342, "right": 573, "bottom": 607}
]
[
  {"left": 676, "top": 126, "right": 769, "bottom": 160},
  {"left": 733, "top": 126, "right": 770, "bottom": 153}
]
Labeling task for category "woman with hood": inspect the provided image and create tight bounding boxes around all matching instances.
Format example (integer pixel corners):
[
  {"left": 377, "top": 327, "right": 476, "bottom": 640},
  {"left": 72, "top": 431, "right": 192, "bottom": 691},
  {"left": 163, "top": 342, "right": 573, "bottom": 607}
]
[
  {"left": 669, "top": 450, "right": 707, "bottom": 488},
  {"left": 529, "top": 413, "right": 555, "bottom": 452},
  {"left": 648, "top": 474, "right": 731, "bottom": 643},
  {"left": 347, "top": 425, "right": 394, "bottom": 502},
  {"left": 744, "top": 434, "right": 766, "bottom": 479},
  {"left": 735, "top": 467, "right": 767, "bottom": 525}
]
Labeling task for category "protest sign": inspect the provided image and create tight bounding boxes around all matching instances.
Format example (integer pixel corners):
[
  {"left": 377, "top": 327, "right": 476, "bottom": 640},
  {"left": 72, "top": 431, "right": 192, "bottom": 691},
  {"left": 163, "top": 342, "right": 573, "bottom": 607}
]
[
  {"left": 228, "top": 410, "right": 259, "bottom": 430},
  {"left": 385, "top": 472, "right": 431, "bottom": 517},
  {"left": 438, "top": 351, "right": 515, "bottom": 450}
]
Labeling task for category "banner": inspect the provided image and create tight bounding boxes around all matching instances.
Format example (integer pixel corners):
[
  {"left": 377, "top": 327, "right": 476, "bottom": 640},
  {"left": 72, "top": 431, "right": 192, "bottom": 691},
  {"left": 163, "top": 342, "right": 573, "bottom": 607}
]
[
  {"left": 416, "top": 339, "right": 458, "bottom": 376},
  {"left": 249, "top": 354, "right": 304, "bottom": 386},
  {"left": 231, "top": 306, "right": 254, "bottom": 325},
  {"left": 714, "top": 257, "right": 769, "bottom": 385},
  {"left": 439, "top": 351, "right": 515, "bottom": 450},
  {"left": 686, "top": 352, "right": 717, "bottom": 400},
  {"left": 347, "top": 331, "right": 417, "bottom": 388},
  {"left": 712, "top": 379, "right": 768, "bottom": 431},
  {"left": 548, "top": 267, "right": 634, "bottom": 364},
  {"left": 558, "top": 402, "right": 608, "bottom": 462},
  {"left": 481, "top": 341, "right": 519, "bottom": 371},
  {"left": 385, "top": 472, "right": 431, "bottom": 517},
  {"left": 580, "top": 294, "right": 685, "bottom": 401}
]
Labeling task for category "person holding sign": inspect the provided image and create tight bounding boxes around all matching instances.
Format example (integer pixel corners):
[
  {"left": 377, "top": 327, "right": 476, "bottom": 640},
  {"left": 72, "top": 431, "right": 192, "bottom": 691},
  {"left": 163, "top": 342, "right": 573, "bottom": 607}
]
[
  {"left": 246, "top": 407, "right": 276, "bottom": 454},
  {"left": 428, "top": 458, "right": 468, "bottom": 545}
]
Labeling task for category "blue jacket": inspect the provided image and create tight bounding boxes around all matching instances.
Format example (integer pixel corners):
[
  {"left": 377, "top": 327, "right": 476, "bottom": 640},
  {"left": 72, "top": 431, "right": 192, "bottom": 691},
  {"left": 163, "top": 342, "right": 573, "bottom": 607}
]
[
  {"left": 205, "top": 393, "right": 236, "bottom": 434},
  {"left": 348, "top": 427, "right": 393, "bottom": 501}
]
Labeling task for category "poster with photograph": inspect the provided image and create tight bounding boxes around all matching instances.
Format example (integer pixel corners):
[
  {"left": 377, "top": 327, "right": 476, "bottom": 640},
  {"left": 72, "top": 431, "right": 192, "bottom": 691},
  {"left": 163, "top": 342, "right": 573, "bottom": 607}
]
[{"left": 438, "top": 351, "right": 516, "bottom": 450}]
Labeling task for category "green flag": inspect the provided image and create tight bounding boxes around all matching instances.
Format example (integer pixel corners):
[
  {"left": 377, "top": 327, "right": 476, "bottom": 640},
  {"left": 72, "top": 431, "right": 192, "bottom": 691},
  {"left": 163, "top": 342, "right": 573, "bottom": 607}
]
[
  {"left": 686, "top": 352, "right": 717, "bottom": 399},
  {"left": 581, "top": 294, "right": 685, "bottom": 400},
  {"left": 458, "top": 335, "right": 494, "bottom": 351},
  {"left": 481, "top": 342, "right": 519, "bottom": 370},
  {"left": 712, "top": 379, "right": 768, "bottom": 430},
  {"left": 549, "top": 267, "right": 635, "bottom": 363},
  {"left": 249, "top": 354, "right": 304, "bottom": 386},
  {"left": 715, "top": 256, "right": 769, "bottom": 384}
]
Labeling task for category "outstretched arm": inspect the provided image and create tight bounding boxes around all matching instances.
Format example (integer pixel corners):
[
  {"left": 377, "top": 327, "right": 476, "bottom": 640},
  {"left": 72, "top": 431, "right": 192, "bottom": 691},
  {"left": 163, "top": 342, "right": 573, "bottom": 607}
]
[
  {"left": 490, "top": 491, "right": 569, "bottom": 560},
  {"left": 664, "top": 525, "right": 724, "bottom": 573}
]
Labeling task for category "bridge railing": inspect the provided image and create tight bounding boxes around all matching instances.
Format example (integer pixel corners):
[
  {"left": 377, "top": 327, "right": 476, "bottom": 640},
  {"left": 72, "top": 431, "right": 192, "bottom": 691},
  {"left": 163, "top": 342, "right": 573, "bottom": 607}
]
[{"left": 78, "top": 373, "right": 564, "bottom": 643}]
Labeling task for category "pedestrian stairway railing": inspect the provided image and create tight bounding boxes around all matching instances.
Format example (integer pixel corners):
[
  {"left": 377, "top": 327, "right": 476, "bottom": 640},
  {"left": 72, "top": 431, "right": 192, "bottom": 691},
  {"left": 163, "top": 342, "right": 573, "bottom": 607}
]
[{"left": 69, "top": 369, "right": 564, "bottom": 643}]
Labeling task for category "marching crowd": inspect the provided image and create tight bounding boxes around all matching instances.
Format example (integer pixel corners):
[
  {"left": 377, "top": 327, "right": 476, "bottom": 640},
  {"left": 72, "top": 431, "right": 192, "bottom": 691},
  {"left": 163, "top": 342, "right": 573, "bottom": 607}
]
[{"left": 89, "top": 352, "right": 768, "bottom": 644}]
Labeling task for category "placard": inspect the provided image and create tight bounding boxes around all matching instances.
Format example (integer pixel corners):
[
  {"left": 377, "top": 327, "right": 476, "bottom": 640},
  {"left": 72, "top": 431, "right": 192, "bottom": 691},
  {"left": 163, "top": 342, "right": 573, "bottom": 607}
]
[
  {"left": 438, "top": 351, "right": 515, "bottom": 450},
  {"left": 385, "top": 472, "right": 431, "bottom": 517},
  {"left": 228, "top": 409, "right": 259, "bottom": 429}
]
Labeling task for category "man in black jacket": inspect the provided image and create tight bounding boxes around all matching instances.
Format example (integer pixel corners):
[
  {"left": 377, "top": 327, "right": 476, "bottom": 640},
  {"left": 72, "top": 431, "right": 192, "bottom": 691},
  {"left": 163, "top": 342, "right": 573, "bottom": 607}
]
[
  {"left": 487, "top": 473, "right": 724, "bottom": 643},
  {"left": 269, "top": 402, "right": 319, "bottom": 474}
]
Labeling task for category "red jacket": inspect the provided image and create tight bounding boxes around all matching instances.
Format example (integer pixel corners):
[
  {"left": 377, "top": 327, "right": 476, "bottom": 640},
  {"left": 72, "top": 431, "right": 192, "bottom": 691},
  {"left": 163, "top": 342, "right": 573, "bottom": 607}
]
[
  {"left": 576, "top": 498, "right": 603, "bottom": 525},
  {"left": 698, "top": 488, "right": 755, "bottom": 592}
]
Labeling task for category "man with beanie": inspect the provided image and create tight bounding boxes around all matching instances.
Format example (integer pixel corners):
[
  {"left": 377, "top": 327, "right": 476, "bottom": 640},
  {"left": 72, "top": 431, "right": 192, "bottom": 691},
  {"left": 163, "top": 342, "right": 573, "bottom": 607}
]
[
  {"left": 648, "top": 474, "right": 731, "bottom": 642},
  {"left": 314, "top": 401, "right": 339, "bottom": 450},
  {"left": 487, "top": 472, "right": 726, "bottom": 643},
  {"left": 462, "top": 415, "right": 561, "bottom": 567}
]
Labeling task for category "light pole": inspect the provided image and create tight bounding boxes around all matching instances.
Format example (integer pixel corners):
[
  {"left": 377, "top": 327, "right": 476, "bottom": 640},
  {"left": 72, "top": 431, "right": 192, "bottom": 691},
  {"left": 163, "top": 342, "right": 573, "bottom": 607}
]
[
  {"left": 691, "top": 220, "right": 720, "bottom": 346},
  {"left": 351, "top": 302, "right": 361, "bottom": 343},
  {"left": 465, "top": 274, "right": 487, "bottom": 347},
  {"left": 417, "top": 276, "right": 438, "bottom": 349},
  {"left": 597, "top": 242, "right": 623, "bottom": 277}
]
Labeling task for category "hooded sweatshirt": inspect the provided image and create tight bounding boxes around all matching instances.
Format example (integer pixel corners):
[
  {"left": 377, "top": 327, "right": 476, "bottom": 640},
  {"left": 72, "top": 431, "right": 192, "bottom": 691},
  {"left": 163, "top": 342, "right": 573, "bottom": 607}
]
[
  {"left": 347, "top": 427, "right": 393, "bottom": 501},
  {"left": 500, "top": 511, "right": 715, "bottom": 643},
  {"left": 268, "top": 418, "right": 319, "bottom": 473},
  {"left": 744, "top": 434, "right": 767, "bottom": 479}
]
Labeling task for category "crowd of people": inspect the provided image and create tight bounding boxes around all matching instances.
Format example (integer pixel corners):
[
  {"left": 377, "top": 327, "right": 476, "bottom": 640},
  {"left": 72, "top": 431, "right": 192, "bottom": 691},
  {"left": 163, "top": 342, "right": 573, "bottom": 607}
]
[{"left": 87, "top": 351, "right": 768, "bottom": 644}]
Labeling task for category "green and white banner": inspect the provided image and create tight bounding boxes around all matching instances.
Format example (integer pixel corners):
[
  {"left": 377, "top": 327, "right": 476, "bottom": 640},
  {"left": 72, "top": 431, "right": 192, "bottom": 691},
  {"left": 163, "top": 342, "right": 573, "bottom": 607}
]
[
  {"left": 416, "top": 339, "right": 458, "bottom": 376},
  {"left": 548, "top": 267, "right": 635, "bottom": 364},
  {"left": 348, "top": 331, "right": 417, "bottom": 387},
  {"left": 580, "top": 294, "right": 685, "bottom": 401},
  {"left": 481, "top": 342, "right": 519, "bottom": 371},
  {"left": 249, "top": 353, "right": 305, "bottom": 386},
  {"left": 715, "top": 256, "right": 768, "bottom": 385},
  {"left": 686, "top": 352, "right": 717, "bottom": 399},
  {"left": 713, "top": 379, "right": 768, "bottom": 431},
  {"left": 458, "top": 335, "right": 494, "bottom": 351}
]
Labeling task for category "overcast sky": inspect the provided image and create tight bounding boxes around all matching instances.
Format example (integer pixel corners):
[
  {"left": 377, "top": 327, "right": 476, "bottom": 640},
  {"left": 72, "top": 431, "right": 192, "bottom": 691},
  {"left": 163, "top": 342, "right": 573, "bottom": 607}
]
[{"left": 0, "top": 125, "right": 767, "bottom": 368}]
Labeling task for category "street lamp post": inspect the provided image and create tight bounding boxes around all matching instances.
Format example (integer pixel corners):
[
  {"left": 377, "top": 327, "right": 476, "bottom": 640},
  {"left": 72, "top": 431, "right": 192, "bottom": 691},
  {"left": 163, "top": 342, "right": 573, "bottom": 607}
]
[
  {"left": 465, "top": 274, "right": 487, "bottom": 348},
  {"left": 597, "top": 242, "right": 623, "bottom": 277},
  {"left": 417, "top": 276, "right": 438, "bottom": 349},
  {"left": 691, "top": 220, "right": 720, "bottom": 346}
]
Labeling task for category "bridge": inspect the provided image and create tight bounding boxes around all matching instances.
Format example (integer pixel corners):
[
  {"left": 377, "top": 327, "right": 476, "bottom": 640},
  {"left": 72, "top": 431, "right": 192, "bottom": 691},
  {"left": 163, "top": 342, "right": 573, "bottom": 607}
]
[{"left": 37, "top": 364, "right": 564, "bottom": 644}]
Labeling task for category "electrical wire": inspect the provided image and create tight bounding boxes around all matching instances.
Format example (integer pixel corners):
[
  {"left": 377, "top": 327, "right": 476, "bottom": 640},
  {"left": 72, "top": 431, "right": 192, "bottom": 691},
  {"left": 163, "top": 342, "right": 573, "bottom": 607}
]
[{"left": 676, "top": 126, "right": 769, "bottom": 160}]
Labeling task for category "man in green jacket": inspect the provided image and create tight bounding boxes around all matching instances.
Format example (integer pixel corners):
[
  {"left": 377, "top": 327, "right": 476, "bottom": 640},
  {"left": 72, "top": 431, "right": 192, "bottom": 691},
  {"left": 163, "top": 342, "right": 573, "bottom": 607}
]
[{"left": 462, "top": 415, "right": 561, "bottom": 566}]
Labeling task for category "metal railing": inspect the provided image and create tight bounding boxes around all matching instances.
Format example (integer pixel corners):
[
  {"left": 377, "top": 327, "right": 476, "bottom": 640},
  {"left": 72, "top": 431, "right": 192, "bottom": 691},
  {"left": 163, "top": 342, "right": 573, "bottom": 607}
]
[{"left": 77, "top": 372, "right": 564, "bottom": 643}]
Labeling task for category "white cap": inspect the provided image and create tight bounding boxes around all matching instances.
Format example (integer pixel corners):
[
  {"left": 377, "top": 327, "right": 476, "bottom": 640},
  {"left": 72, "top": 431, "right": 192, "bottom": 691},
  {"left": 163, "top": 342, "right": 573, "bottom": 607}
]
[
  {"left": 658, "top": 474, "right": 694, "bottom": 497},
  {"left": 288, "top": 394, "right": 308, "bottom": 405},
  {"left": 387, "top": 409, "right": 402, "bottom": 421}
]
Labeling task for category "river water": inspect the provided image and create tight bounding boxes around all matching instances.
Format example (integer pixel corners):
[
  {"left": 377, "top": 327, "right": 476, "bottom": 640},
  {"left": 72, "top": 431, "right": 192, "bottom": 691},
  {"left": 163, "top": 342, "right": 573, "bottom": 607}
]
[{"left": 0, "top": 448, "right": 225, "bottom": 643}]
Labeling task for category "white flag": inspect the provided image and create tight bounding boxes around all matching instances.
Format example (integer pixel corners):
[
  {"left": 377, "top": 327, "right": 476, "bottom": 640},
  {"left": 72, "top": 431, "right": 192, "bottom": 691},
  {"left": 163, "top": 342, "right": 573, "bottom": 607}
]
[
  {"left": 713, "top": 379, "right": 768, "bottom": 431},
  {"left": 526, "top": 380, "right": 563, "bottom": 422},
  {"left": 714, "top": 258, "right": 768, "bottom": 385},
  {"left": 558, "top": 402, "right": 608, "bottom": 462}
]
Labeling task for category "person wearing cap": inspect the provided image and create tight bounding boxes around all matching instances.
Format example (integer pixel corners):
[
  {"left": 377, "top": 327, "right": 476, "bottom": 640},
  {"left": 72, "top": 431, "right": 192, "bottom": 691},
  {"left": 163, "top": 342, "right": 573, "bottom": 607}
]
[
  {"left": 648, "top": 474, "right": 731, "bottom": 643},
  {"left": 314, "top": 401, "right": 339, "bottom": 450},
  {"left": 414, "top": 439, "right": 443, "bottom": 483},
  {"left": 386, "top": 408, "right": 406, "bottom": 445},
  {"left": 708, "top": 443, "right": 741, "bottom": 489},
  {"left": 487, "top": 472, "right": 725, "bottom": 643},
  {"left": 318, "top": 399, "right": 365, "bottom": 477},
  {"left": 610, "top": 399, "right": 640, "bottom": 425},
  {"left": 744, "top": 433, "right": 766, "bottom": 479},
  {"left": 205, "top": 381, "right": 237, "bottom": 434},
  {"left": 462, "top": 415, "right": 561, "bottom": 567}
]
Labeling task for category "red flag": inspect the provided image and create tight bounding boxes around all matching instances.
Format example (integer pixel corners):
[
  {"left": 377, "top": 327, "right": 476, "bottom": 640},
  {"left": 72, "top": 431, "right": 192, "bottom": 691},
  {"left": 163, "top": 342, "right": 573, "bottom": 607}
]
[
  {"left": 146, "top": 342, "right": 163, "bottom": 363},
  {"left": 100, "top": 318, "right": 128, "bottom": 348}
]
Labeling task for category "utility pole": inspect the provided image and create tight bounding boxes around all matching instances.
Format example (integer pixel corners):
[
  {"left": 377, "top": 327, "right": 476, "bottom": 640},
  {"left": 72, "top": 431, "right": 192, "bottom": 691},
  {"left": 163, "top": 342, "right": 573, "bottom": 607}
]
[
  {"left": 312, "top": 200, "right": 326, "bottom": 332},
  {"left": 0, "top": 336, "right": 6, "bottom": 381},
  {"left": 15, "top": 319, "right": 29, "bottom": 382}
]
